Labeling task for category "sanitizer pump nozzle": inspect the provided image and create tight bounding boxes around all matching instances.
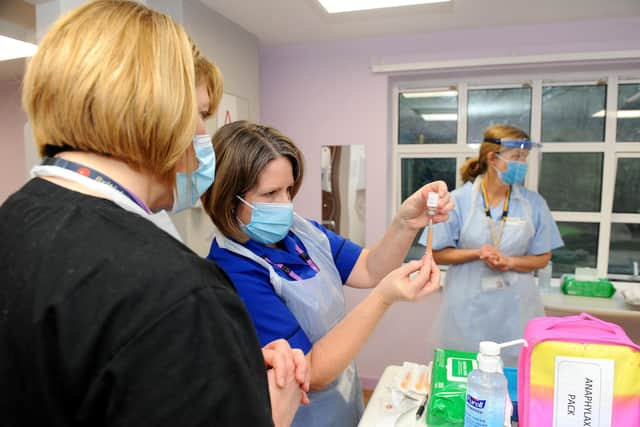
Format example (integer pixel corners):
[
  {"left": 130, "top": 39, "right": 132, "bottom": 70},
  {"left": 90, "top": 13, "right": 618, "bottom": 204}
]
[{"left": 465, "top": 339, "right": 527, "bottom": 427}]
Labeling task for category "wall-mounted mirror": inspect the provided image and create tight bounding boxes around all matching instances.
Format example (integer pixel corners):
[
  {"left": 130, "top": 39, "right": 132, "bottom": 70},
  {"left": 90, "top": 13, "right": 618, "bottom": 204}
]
[{"left": 321, "top": 145, "right": 366, "bottom": 246}]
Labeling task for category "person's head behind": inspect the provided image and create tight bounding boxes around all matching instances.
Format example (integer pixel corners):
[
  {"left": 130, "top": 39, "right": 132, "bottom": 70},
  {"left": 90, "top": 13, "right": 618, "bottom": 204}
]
[
  {"left": 192, "top": 43, "right": 223, "bottom": 122},
  {"left": 22, "top": 0, "right": 197, "bottom": 187},
  {"left": 202, "top": 121, "right": 305, "bottom": 242},
  {"left": 460, "top": 124, "right": 530, "bottom": 183}
]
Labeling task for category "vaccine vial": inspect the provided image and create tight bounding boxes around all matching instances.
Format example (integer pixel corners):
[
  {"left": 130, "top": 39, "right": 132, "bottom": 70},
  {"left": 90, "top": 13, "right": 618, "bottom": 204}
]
[{"left": 426, "top": 192, "right": 439, "bottom": 216}]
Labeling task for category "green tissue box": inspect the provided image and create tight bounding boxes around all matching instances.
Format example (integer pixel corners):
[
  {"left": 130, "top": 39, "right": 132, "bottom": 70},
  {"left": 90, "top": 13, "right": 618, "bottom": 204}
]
[
  {"left": 426, "top": 348, "right": 477, "bottom": 427},
  {"left": 561, "top": 274, "right": 616, "bottom": 298}
]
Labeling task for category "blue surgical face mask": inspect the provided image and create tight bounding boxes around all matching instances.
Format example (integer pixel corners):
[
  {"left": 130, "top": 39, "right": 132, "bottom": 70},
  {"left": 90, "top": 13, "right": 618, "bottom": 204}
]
[
  {"left": 236, "top": 195, "right": 294, "bottom": 245},
  {"left": 494, "top": 155, "right": 528, "bottom": 185},
  {"left": 172, "top": 134, "right": 215, "bottom": 213}
]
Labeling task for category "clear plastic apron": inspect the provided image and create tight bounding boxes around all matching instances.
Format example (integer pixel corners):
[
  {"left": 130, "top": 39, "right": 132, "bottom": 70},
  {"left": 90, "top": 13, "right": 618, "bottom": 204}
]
[
  {"left": 214, "top": 215, "right": 364, "bottom": 427},
  {"left": 431, "top": 178, "right": 544, "bottom": 366},
  {"left": 31, "top": 165, "right": 183, "bottom": 241}
]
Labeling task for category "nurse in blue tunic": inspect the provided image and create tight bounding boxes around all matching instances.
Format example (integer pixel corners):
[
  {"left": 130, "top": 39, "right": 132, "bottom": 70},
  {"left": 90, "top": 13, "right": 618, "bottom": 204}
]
[
  {"left": 419, "top": 124, "right": 564, "bottom": 367},
  {"left": 201, "top": 120, "right": 454, "bottom": 427}
]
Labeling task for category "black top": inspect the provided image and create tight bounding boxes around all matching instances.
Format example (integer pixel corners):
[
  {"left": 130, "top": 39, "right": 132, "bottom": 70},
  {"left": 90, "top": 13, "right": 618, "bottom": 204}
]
[{"left": 0, "top": 179, "right": 274, "bottom": 427}]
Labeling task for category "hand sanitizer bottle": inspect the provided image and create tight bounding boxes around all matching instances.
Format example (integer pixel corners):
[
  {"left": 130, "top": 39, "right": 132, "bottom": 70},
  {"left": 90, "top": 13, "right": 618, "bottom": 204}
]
[{"left": 464, "top": 339, "right": 526, "bottom": 427}]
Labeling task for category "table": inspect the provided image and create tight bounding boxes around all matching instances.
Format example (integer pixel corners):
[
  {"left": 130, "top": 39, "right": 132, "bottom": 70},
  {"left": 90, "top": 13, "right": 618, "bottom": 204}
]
[
  {"left": 358, "top": 365, "right": 518, "bottom": 427},
  {"left": 358, "top": 365, "right": 425, "bottom": 427}
]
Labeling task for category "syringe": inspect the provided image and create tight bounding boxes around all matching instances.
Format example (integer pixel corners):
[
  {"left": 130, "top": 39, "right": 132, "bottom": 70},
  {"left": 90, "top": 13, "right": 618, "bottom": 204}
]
[{"left": 425, "top": 192, "right": 439, "bottom": 256}]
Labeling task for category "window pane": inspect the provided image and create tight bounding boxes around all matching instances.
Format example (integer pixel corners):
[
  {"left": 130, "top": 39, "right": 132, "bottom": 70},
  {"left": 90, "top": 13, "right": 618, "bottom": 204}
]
[
  {"left": 541, "top": 85, "right": 606, "bottom": 142},
  {"left": 617, "top": 83, "right": 640, "bottom": 142},
  {"left": 552, "top": 222, "right": 599, "bottom": 277},
  {"left": 613, "top": 157, "right": 640, "bottom": 213},
  {"left": 398, "top": 91, "right": 457, "bottom": 144},
  {"left": 402, "top": 158, "right": 456, "bottom": 261},
  {"left": 467, "top": 87, "right": 531, "bottom": 145},
  {"left": 539, "top": 153, "right": 603, "bottom": 212},
  {"left": 401, "top": 158, "right": 456, "bottom": 201},
  {"left": 608, "top": 223, "right": 640, "bottom": 275}
]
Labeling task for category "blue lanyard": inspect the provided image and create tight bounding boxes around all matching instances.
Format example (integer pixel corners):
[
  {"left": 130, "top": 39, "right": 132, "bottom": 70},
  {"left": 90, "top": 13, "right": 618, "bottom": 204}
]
[
  {"left": 262, "top": 244, "right": 320, "bottom": 281},
  {"left": 41, "top": 157, "right": 151, "bottom": 213}
]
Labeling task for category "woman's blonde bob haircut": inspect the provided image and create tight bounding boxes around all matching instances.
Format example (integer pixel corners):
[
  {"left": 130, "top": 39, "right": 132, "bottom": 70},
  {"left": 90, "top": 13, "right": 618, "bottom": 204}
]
[
  {"left": 202, "top": 121, "right": 305, "bottom": 242},
  {"left": 460, "top": 124, "right": 529, "bottom": 183},
  {"left": 22, "top": 0, "right": 197, "bottom": 185}
]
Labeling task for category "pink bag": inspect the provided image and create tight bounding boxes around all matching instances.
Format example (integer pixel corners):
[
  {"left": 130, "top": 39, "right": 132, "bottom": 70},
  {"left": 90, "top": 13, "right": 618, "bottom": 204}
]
[{"left": 518, "top": 313, "right": 640, "bottom": 427}]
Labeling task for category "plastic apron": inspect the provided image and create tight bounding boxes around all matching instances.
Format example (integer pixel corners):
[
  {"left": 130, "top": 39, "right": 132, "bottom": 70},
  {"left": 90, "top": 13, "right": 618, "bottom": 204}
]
[
  {"left": 431, "top": 178, "right": 544, "bottom": 367},
  {"left": 31, "top": 165, "right": 183, "bottom": 241},
  {"left": 214, "top": 214, "right": 364, "bottom": 427}
]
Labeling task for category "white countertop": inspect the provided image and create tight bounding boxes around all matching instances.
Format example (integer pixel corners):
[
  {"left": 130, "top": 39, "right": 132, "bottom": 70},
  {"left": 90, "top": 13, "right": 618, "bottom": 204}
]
[
  {"left": 540, "top": 282, "right": 640, "bottom": 318},
  {"left": 540, "top": 281, "right": 640, "bottom": 344}
]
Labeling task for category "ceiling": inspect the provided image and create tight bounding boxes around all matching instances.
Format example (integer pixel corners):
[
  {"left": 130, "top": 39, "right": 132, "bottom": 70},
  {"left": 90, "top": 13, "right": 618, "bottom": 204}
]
[
  {"left": 2, "top": 0, "right": 640, "bottom": 81},
  {"left": 201, "top": 0, "right": 640, "bottom": 46}
]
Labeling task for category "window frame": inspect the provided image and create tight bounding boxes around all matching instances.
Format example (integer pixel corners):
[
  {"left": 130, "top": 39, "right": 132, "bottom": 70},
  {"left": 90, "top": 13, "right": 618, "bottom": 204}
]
[{"left": 392, "top": 72, "right": 640, "bottom": 277}]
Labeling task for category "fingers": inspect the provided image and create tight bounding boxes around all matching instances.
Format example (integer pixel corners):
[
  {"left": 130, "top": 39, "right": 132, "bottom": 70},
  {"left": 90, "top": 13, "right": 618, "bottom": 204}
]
[
  {"left": 292, "top": 349, "right": 310, "bottom": 392},
  {"left": 416, "top": 258, "right": 441, "bottom": 298},
  {"left": 263, "top": 339, "right": 294, "bottom": 388},
  {"left": 300, "top": 390, "right": 310, "bottom": 405},
  {"left": 399, "top": 259, "right": 425, "bottom": 276}
]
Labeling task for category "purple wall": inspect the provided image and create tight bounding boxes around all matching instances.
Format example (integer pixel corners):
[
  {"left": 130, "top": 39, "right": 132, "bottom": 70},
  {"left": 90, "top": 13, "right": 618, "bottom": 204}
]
[{"left": 259, "top": 17, "right": 640, "bottom": 385}]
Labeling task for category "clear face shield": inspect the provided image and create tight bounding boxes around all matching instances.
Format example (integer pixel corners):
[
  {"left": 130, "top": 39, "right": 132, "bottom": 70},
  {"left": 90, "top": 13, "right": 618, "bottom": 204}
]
[{"left": 485, "top": 138, "right": 543, "bottom": 184}]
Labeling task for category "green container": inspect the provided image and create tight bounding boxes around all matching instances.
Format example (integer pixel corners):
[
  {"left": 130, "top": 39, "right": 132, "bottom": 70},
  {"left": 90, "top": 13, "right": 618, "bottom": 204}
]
[
  {"left": 561, "top": 274, "right": 616, "bottom": 298},
  {"left": 426, "top": 348, "right": 477, "bottom": 427}
]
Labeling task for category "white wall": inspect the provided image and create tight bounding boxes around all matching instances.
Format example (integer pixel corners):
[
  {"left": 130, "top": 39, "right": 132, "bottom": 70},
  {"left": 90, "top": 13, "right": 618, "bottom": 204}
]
[{"left": 0, "top": 80, "right": 27, "bottom": 203}]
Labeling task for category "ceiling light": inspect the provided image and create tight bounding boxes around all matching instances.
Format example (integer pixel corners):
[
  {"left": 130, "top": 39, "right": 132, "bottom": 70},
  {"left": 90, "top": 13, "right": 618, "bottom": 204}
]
[
  {"left": 0, "top": 35, "right": 37, "bottom": 61},
  {"left": 318, "top": 0, "right": 450, "bottom": 14},
  {"left": 421, "top": 113, "right": 457, "bottom": 121},
  {"left": 592, "top": 109, "right": 640, "bottom": 118},
  {"left": 402, "top": 90, "right": 458, "bottom": 98},
  {"left": 617, "top": 110, "right": 640, "bottom": 119}
]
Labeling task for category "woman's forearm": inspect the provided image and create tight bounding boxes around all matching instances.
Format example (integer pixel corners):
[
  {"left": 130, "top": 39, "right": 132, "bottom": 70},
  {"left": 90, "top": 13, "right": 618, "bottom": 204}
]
[
  {"left": 506, "top": 252, "right": 551, "bottom": 273},
  {"left": 307, "top": 291, "right": 390, "bottom": 390},
  {"left": 433, "top": 247, "right": 480, "bottom": 265},
  {"left": 348, "top": 217, "right": 418, "bottom": 288}
]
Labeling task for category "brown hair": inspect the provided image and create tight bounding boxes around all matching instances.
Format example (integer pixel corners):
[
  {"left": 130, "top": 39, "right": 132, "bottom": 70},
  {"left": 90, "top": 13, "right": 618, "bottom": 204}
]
[
  {"left": 202, "top": 121, "right": 305, "bottom": 242},
  {"left": 192, "top": 43, "right": 224, "bottom": 119},
  {"left": 22, "top": 0, "right": 196, "bottom": 186},
  {"left": 460, "top": 124, "right": 529, "bottom": 182}
]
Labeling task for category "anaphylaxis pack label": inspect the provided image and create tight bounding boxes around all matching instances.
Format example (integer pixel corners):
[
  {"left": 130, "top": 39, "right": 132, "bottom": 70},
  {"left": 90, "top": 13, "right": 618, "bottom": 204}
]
[{"left": 553, "top": 356, "right": 614, "bottom": 427}]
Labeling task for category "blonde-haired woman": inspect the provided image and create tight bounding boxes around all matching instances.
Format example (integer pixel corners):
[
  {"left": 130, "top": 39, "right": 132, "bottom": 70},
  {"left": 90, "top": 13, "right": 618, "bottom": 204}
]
[
  {"left": 0, "top": 1, "right": 303, "bottom": 425},
  {"left": 423, "top": 124, "right": 563, "bottom": 366}
]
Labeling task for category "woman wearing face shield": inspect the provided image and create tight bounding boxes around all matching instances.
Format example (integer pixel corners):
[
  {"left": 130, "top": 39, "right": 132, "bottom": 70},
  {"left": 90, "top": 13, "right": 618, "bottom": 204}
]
[
  {"left": 201, "top": 120, "right": 453, "bottom": 427},
  {"left": 0, "top": 2, "right": 296, "bottom": 425},
  {"left": 421, "top": 124, "right": 564, "bottom": 367}
]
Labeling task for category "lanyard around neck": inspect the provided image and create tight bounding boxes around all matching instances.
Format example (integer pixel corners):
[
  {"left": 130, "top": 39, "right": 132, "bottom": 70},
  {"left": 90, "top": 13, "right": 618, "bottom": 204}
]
[
  {"left": 481, "top": 177, "right": 511, "bottom": 247},
  {"left": 41, "top": 157, "right": 151, "bottom": 213},
  {"left": 262, "top": 244, "right": 320, "bottom": 281}
]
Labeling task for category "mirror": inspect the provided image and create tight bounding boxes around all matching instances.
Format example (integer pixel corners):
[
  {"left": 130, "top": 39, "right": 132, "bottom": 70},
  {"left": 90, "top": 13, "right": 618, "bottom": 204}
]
[{"left": 321, "top": 145, "right": 366, "bottom": 246}]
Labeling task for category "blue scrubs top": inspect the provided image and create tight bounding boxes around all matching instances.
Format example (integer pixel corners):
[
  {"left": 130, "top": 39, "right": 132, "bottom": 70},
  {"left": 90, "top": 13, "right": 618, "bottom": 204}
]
[
  {"left": 419, "top": 181, "right": 564, "bottom": 254},
  {"left": 208, "top": 220, "right": 362, "bottom": 353}
]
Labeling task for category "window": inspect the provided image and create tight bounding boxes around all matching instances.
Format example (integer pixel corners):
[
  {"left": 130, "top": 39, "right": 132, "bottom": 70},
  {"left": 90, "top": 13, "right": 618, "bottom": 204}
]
[
  {"left": 468, "top": 87, "right": 531, "bottom": 145},
  {"left": 541, "top": 84, "right": 606, "bottom": 142},
  {"left": 398, "top": 90, "right": 457, "bottom": 144},
  {"left": 617, "top": 83, "right": 640, "bottom": 142},
  {"left": 394, "top": 76, "right": 640, "bottom": 276}
]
